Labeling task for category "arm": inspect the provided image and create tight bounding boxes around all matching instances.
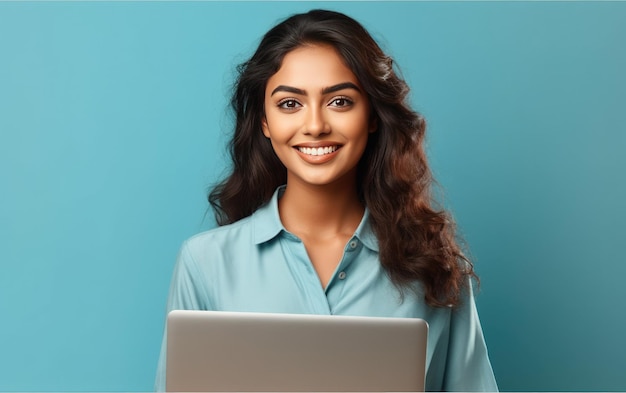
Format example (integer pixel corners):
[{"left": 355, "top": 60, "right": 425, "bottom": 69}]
[
  {"left": 154, "top": 241, "right": 212, "bottom": 391},
  {"left": 442, "top": 279, "right": 498, "bottom": 392}
]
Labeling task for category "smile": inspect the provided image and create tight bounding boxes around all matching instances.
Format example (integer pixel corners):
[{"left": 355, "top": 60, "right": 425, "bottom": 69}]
[{"left": 296, "top": 146, "right": 340, "bottom": 156}]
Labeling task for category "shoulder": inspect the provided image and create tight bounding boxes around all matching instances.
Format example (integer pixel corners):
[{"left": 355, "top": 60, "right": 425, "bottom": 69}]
[
  {"left": 171, "top": 215, "right": 258, "bottom": 291},
  {"left": 182, "top": 215, "right": 256, "bottom": 255},
  {"left": 183, "top": 192, "right": 283, "bottom": 255}
]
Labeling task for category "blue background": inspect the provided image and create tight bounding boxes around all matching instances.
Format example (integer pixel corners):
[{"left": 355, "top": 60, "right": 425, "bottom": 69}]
[{"left": 1, "top": 1, "right": 625, "bottom": 391}]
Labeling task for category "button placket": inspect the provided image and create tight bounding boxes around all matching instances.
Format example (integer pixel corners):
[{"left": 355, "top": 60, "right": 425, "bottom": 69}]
[{"left": 335, "top": 238, "right": 359, "bottom": 282}]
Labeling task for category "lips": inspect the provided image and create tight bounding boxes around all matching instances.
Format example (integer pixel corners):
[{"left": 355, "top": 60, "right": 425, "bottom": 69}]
[{"left": 293, "top": 143, "right": 342, "bottom": 163}]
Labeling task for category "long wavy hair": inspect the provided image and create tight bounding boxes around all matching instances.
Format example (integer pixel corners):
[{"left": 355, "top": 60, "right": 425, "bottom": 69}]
[{"left": 209, "top": 9, "right": 476, "bottom": 307}]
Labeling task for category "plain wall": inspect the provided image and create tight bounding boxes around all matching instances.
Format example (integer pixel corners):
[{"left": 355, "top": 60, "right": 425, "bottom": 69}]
[{"left": 1, "top": 1, "right": 625, "bottom": 391}]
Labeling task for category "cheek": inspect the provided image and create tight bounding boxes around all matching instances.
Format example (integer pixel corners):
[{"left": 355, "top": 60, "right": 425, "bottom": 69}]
[
  {"left": 341, "top": 111, "right": 372, "bottom": 139},
  {"left": 268, "top": 128, "right": 292, "bottom": 145},
  {"left": 266, "top": 127, "right": 293, "bottom": 156}
]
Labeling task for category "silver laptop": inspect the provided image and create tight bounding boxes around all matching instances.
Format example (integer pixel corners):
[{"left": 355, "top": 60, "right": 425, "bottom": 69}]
[{"left": 166, "top": 310, "right": 428, "bottom": 392}]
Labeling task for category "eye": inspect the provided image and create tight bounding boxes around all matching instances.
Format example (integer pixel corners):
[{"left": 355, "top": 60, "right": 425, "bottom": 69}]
[
  {"left": 329, "top": 97, "right": 353, "bottom": 108},
  {"left": 277, "top": 99, "right": 302, "bottom": 110}
]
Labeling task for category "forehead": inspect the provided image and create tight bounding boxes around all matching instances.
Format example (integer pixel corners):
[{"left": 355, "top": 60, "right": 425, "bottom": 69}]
[{"left": 266, "top": 44, "right": 361, "bottom": 91}]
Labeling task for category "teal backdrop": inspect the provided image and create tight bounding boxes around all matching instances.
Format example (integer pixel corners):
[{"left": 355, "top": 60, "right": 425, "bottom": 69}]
[{"left": 1, "top": 1, "right": 625, "bottom": 391}]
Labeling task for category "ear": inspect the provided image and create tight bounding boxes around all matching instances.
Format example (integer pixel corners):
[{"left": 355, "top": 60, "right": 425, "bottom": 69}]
[{"left": 262, "top": 117, "right": 271, "bottom": 138}]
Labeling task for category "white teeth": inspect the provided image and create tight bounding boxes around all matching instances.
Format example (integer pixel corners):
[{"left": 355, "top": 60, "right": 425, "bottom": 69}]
[{"left": 297, "top": 146, "right": 338, "bottom": 156}]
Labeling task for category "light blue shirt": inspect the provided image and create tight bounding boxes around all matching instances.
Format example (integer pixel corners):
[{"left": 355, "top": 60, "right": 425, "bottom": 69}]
[{"left": 156, "top": 186, "right": 497, "bottom": 391}]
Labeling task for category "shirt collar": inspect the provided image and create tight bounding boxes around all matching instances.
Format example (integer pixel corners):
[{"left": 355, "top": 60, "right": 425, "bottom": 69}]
[
  {"left": 354, "top": 209, "right": 379, "bottom": 252},
  {"left": 252, "top": 186, "right": 286, "bottom": 244},
  {"left": 252, "top": 185, "right": 379, "bottom": 252}
]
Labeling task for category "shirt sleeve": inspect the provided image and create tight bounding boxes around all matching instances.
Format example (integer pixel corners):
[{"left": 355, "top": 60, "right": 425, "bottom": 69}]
[
  {"left": 442, "top": 279, "right": 498, "bottom": 391},
  {"left": 154, "top": 240, "right": 212, "bottom": 392}
]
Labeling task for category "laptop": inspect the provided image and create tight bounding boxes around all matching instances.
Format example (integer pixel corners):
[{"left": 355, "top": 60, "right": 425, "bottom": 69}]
[{"left": 166, "top": 310, "right": 428, "bottom": 392}]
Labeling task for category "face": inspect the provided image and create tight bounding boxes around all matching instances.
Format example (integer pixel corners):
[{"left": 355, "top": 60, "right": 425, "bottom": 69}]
[{"left": 262, "top": 44, "right": 375, "bottom": 189}]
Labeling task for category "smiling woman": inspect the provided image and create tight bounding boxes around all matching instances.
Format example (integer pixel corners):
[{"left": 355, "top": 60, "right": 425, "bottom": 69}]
[{"left": 157, "top": 9, "right": 498, "bottom": 392}]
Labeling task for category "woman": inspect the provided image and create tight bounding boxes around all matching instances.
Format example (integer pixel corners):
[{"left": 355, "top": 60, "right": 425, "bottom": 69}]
[{"left": 156, "top": 9, "right": 497, "bottom": 391}]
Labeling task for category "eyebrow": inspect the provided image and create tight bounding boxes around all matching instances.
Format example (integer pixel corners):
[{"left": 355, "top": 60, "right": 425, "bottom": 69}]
[{"left": 270, "top": 82, "right": 361, "bottom": 96}]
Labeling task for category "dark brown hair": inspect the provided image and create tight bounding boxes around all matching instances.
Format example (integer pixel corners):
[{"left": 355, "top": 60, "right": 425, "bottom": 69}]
[{"left": 209, "top": 9, "right": 476, "bottom": 307}]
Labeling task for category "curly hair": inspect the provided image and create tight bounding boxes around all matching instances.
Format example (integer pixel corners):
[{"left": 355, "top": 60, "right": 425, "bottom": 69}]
[{"left": 209, "top": 9, "right": 476, "bottom": 307}]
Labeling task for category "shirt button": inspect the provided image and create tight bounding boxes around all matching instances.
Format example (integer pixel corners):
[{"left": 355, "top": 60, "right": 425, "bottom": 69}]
[
  {"left": 338, "top": 271, "right": 347, "bottom": 280},
  {"left": 349, "top": 240, "right": 358, "bottom": 249}
]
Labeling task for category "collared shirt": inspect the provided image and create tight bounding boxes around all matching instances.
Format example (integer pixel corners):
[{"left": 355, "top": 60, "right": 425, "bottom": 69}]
[{"left": 155, "top": 186, "right": 498, "bottom": 391}]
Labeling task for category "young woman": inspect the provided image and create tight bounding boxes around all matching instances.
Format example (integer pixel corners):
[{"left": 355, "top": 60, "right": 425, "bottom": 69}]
[{"left": 156, "top": 9, "right": 497, "bottom": 392}]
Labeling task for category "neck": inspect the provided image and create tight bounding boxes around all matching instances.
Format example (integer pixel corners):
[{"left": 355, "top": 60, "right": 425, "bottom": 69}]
[{"left": 278, "top": 177, "right": 364, "bottom": 239}]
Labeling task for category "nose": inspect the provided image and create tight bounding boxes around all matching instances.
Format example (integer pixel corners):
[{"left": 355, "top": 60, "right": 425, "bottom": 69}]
[{"left": 304, "top": 106, "right": 330, "bottom": 137}]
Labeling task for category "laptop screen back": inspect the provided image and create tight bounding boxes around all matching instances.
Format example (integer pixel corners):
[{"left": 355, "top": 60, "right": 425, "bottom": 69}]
[{"left": 166, "top": 310, "right": 428, "bottom": 392}]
